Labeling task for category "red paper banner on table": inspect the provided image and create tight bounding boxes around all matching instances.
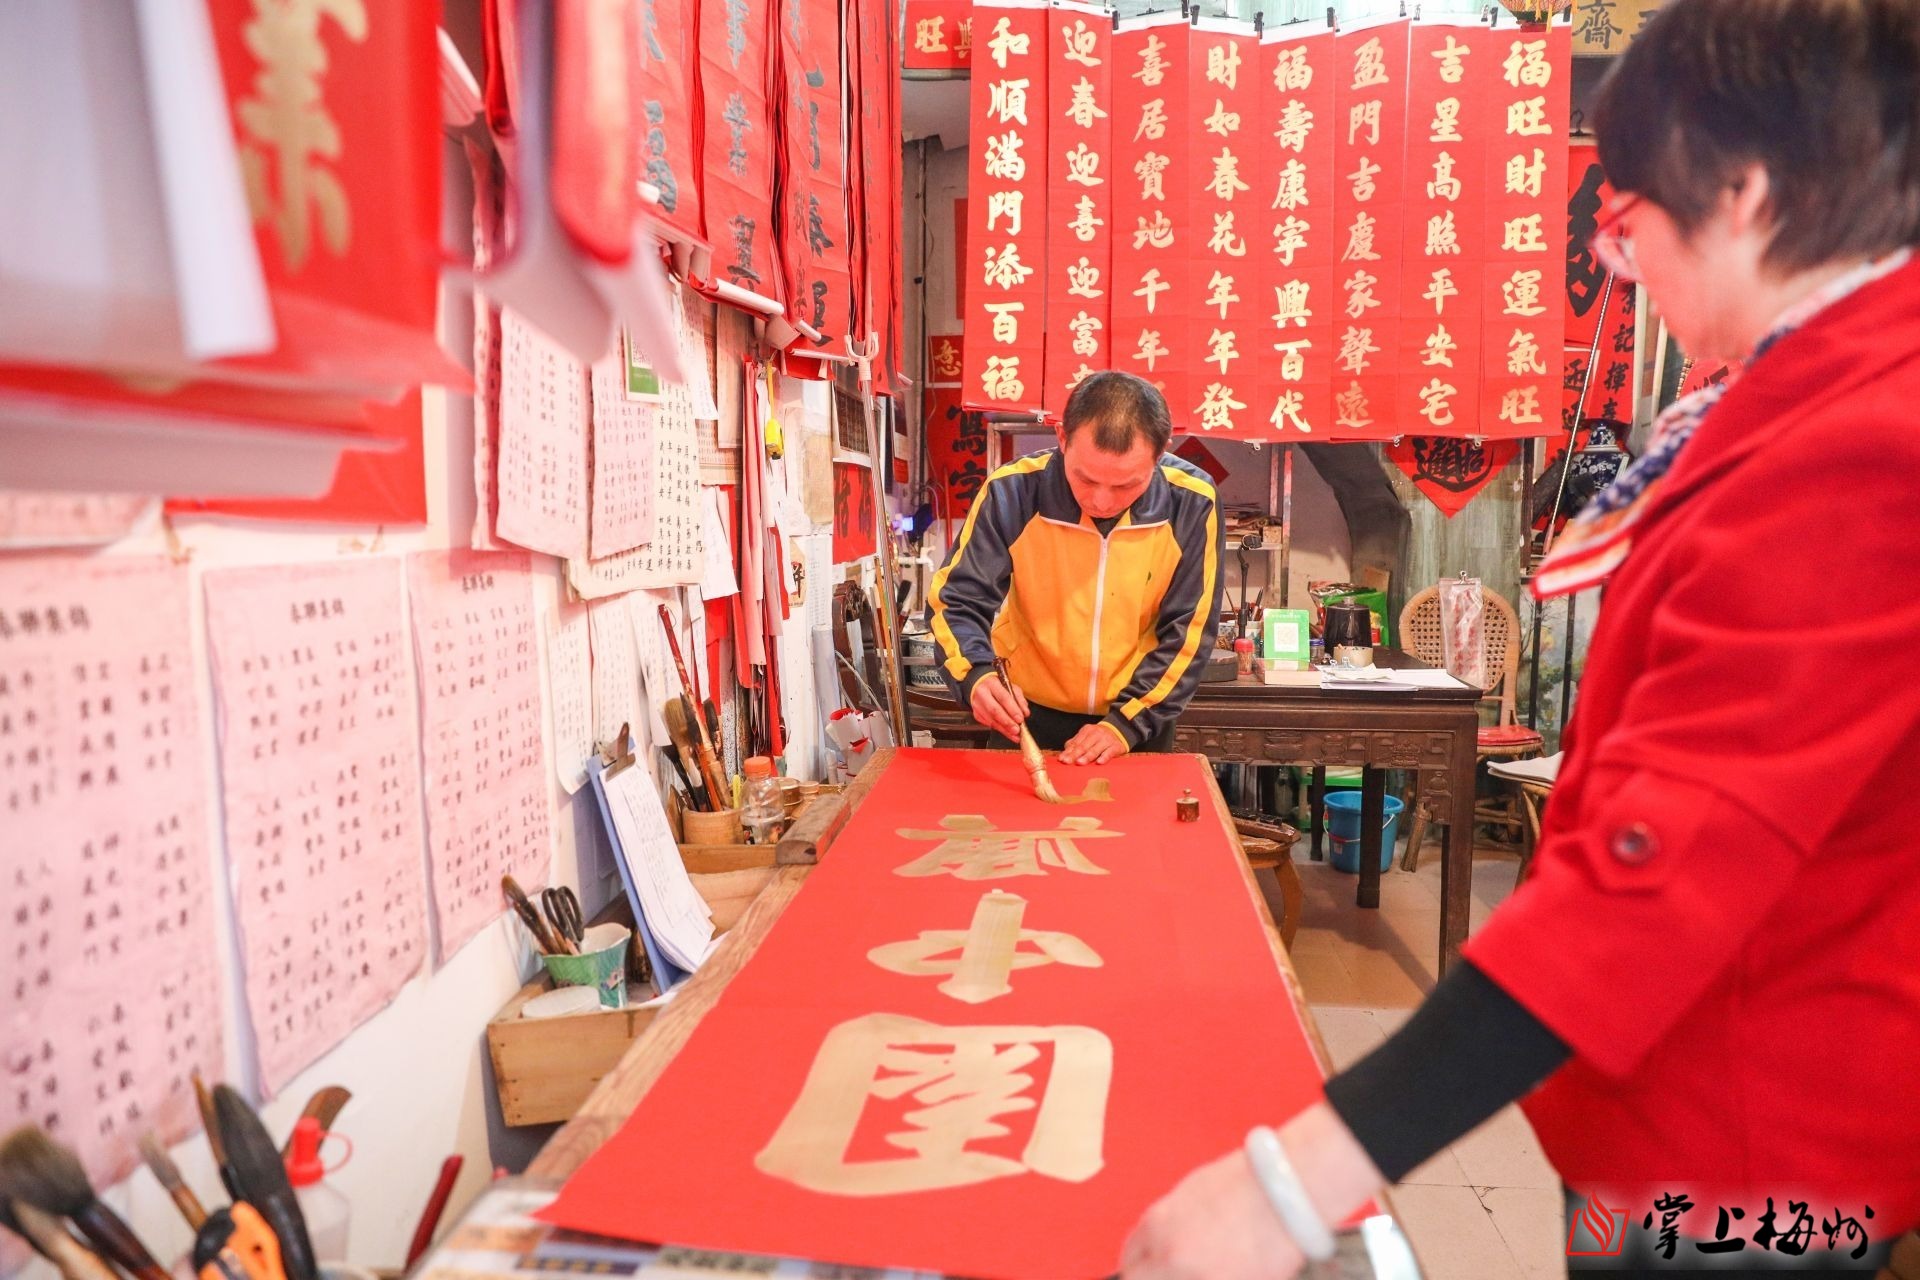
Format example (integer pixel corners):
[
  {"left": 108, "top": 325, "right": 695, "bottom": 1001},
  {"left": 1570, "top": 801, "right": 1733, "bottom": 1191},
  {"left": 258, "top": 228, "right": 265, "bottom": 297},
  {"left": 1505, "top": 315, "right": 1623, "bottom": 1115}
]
[
  {"left": 1387, "top": 435, "right": 1518, "bottom": 517},
  {"left": 1110, "top": 17, "right": 1191, "bottom": 420},
  {"left": 831, "top": 460, "right": 877, "bottom": 561},
  {"left": 635, "top": 0, "right": 704, "bottom": 243},
  {"left": 202, "top": 0, "right": 452, "bottom": 394},
  {"left": 928, "top": 333, "right": 965, "bottom": 385},
  {"left": 1328, "top": 18, "right": 1410, "bottom": 439},
  {"left": 1042, "top": 1, "right": 1115, "bottom": 413},
  {"left": 539, "top": 750, "right": 1349, "bottom": 1279},
  {"left": 925, "top": 385, "right": 989, "bottom": 519},
  {"left": 777, "top": 0, "right": 853, "bottom": 346},
  {"left": 1480, "top": 23, "right": 1569, "bottom": 437},
  {"left": 902, "top": 0, "right": 974, "bottom": 70},
  {"left": 1185, "top": 22, "right": 1262, "bottom": 436},
  {"left": 1397, "top": 23, "right": 1492, "bottom": 437},
  {"left": 963, "top": 3, "right": 1051, "bottom": 414},
  {"left": 1253, "top": 26, "right": 1337, "bottom": 440},
  {"left": 700, "top": 0, "right": 783, "bottom": 302}
]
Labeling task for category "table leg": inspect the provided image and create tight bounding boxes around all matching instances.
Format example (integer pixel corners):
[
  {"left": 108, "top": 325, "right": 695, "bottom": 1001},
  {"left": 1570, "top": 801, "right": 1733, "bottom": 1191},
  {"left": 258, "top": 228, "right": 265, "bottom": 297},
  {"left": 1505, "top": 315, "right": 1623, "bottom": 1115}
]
[
  {"left": 1274, "top": 857, "right": 1304, "bottom": 950},
  {"left": 1357, "top": 766, "right": 1384, "bottom": 910},
  {"left": 1309, "top": 766, "right": 1326, "bottom": 861},
  {"left": 1440, "top": 725, "right": 1478, "bottom": 975}
]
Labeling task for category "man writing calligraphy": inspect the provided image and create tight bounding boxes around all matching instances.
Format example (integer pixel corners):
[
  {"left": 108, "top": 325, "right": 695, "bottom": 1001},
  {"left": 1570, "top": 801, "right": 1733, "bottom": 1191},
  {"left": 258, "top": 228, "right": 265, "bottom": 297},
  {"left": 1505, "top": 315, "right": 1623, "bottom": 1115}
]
[{"left": 929, "top": 371, "right": 1222, "bottom": 763}]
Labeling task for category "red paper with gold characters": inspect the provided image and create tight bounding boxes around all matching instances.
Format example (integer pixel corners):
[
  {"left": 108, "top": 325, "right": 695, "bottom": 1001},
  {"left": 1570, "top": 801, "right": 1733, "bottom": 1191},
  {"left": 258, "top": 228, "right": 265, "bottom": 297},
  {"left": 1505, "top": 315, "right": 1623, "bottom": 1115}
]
[
  {"left": 1109, "top": 17, "right": 1190, "bottom": 421},
  {"left": 777, "top": 0, "right": 853, "bottom": 348},
  {"left": 903, "top": 0, "right": 974, "bottom": 70},
  {"left": 964, "top": 3, "right": 1051, "bottom": 414},
  {"left": 1480, "top": 24, "right": 1569, "bottom": 437},
  {"left": 1397, "top": 23, "right": 1491, "bottom": 438},
  {"left": 539, "top": 749, "right": 1343, "bottom": 1279},
  {"left": 634, "top": 0, "right": 705, "bottom": 243},
  {"left": 1186, "top": 22, "right": 1261, "bottom": 436},
  {"left": 202, "top": 0, "right": 452, "bottom": 395},
  {"left": 1042, "top": 1, "right": 1114, "bottom": 414},
  {"left": 700, "top": 0, "right": 783, "bottom": 302},
  {"left": 1328, "top": 18, "right": 1410, "bottom": 440},
  {"left": 1254, "top": 26, "right": 1336, "bottom": 440}
]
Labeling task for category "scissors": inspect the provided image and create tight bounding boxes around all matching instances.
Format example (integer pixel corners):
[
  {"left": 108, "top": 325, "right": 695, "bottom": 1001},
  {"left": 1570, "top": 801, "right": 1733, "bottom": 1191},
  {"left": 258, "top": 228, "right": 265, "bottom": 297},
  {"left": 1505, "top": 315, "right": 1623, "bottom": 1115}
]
[{"left": 541, "top": 887, "right": 583, "bottom": 950}]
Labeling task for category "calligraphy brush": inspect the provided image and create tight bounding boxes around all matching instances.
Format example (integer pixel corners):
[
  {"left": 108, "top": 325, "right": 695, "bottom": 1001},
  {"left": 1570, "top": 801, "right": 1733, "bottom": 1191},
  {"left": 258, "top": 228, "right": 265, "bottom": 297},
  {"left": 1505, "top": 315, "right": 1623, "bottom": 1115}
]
[
  {"left": 662, "top": 695, "right": 717, "bottom": 812},
  {"left": 658, "top": 744, "right": 705, "bottom": 813},
  {"left": 278, "top": 1087, "right": 351, "bottom": 1160},
  {"left": 0, "top": 1126, "right": 172, "bottom": 1280},
  {"left": 502, "top": 874, "right": 567, "bottom": 954},
  {"left": 137, "top": 1131, "right": 208, "bottom": 1229},
  {"left": 6, "top": 1201, "right": 120, "bottom": 1280},
  {"left": 210, "top": 1085, "right": 317, "bottom": 1280},
  {"left": 991, "top": 658, "right": 1065, "bottom": 804},
  {"left": 658, "top": 605, "right": 732, "bottom": 809}
]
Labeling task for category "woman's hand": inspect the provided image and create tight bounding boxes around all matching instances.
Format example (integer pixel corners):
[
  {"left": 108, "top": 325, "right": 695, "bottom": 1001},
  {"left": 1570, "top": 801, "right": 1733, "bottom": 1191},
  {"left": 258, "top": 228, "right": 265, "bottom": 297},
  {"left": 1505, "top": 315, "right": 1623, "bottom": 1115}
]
[{"left": 1119, "top": 1148, "right": 1303, "bottom": 1280}]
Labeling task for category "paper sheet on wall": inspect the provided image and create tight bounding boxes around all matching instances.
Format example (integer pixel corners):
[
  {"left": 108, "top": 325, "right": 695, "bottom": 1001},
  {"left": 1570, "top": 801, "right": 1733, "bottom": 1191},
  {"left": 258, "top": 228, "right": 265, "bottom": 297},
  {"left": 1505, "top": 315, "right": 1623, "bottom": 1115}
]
[
  {"left": 698, "top": 488, "right": 739, "bottom": 600},
  {"left": 600, "top": 762, "right": 714, "bottom": 972},
  {"left": 0, "top": 557, "right": 225, "bottom": 1196},
  {"left": 565, "top": 304, "right": 705, "bottom": 596},
  {"left": 628, "top": 588, "right": 682, "bottom": 748},
  {"left": 406, "top": 550, "right": 553, "bottom": 957},
  {"left": 682, "top": 287, "right": 721, "bottom": 421},
  {"left": 798, "top": 532, "right": 835, "bottom": 634},
  {"left": 203, "top": 558, "right": 429, "bottom": 1096},
  {"left": 547, "top": 601, "right": 593, "bottom": 793},
  {"left": 588, "top": 596, "right": 644, "bottom": 746},
  {"left": 0, "top": 493, "right": 158, "bottom": 548},
  {"left": 588, "top": 356, "right": 657, "bottom": 559},
  {"left": 496, "top": 308, "right": 590, "bottom": 560},
  {"left": 470, "top": 298, "right": 503, "bottom": 550}
]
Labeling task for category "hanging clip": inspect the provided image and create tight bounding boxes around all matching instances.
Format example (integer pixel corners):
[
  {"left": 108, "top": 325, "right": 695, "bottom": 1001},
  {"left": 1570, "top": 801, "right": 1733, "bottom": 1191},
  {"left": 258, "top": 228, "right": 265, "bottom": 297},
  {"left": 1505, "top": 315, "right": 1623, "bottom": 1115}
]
[{"left": 599, "top": 724, "right": 638, "bottom": 780}]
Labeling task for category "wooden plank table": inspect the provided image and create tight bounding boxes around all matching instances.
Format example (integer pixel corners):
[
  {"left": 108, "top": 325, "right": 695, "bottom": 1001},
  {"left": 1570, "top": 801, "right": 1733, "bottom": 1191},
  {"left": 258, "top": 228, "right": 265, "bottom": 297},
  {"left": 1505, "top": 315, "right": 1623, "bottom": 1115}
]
[{"left": 528, "top": 747, "right": 1424, "bottom": 1278}]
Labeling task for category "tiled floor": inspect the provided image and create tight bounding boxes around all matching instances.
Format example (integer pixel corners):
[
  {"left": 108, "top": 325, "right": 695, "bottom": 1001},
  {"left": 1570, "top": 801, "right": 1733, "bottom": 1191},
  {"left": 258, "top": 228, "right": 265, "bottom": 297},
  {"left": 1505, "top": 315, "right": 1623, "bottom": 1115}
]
[{"left": 1265, "top": 843, "right": 1570, "bottom": 1280}]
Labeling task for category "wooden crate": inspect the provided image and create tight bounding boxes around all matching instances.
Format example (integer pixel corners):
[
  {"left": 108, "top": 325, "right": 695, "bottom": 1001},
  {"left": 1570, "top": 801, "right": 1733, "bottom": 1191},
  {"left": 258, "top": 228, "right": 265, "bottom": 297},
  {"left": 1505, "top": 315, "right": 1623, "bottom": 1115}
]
[{"left": 486, "top": 864, "right": 775, "bottom": 1127}]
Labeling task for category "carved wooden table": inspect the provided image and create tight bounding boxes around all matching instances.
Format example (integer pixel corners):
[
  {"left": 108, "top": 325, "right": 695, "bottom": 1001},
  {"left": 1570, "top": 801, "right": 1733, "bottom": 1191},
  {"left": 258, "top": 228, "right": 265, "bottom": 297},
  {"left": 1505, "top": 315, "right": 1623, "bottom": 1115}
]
[{"left": 1174, "top": 650, "right": 1480, "bottom": 976}]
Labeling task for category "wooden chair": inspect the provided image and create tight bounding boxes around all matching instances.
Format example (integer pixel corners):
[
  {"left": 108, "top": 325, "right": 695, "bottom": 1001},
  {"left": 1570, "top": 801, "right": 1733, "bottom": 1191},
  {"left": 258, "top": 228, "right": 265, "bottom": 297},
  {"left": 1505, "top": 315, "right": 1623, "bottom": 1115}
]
[{"left": 1397, "top": 584, "right": 1545, "bottom": 871}]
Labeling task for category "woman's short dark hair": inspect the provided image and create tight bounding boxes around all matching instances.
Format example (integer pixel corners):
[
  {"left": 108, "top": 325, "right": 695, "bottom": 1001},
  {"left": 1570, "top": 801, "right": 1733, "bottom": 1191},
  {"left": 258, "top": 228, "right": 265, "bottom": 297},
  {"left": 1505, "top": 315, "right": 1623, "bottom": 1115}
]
[
  {"left": 1594, "top": 0, "right": 1920, "bottom": 273},
  {"left": 1061, "top": 371, "right": 1173, "bottom": 456}
]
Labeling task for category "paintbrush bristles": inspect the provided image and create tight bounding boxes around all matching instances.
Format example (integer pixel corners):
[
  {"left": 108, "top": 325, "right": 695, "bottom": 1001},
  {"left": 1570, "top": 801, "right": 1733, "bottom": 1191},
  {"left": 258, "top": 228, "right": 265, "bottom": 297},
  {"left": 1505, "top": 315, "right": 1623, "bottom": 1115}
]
[
  {"left": 0, "top": 1127, "right": 94, "bottom": 1216},
  {"left": 9, "top": 1201, "right": 119, "bottom": 1280},
  {"left": 1016, "top": 727, "right": 1065, "bottom": 804}
]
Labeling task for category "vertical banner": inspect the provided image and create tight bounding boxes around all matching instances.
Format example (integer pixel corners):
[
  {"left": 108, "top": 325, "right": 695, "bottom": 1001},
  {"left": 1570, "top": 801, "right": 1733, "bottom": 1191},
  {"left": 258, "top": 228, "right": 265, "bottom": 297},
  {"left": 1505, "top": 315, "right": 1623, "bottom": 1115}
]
[
  {"left": 700, "top": 0, "right": 783, "bottom": 302},
  {"left": 777, "top": 0, "right": 853, "bottom": 347},
  {"left": 963, "top": 2, "right": 1051, "bottom": 414},
  {"left": 1398, "top": 23, "right": 1492, "bottom": 437},
  {"left": 1329, "top": 18, "right": 1411, "bottom": 438},
  {"left": 1110, "top": 17, "right": 1191, "bottom": 421},
  {"left": 1254, "top": 25, "right": 1336, "bottom": 440},
  {"left": 1481, "top": 23, "right": 1570, "bottom": 437},
  {"left": 635, "top": 0, "right": 704, "bottom": 243},
  {"left": 1186, "top": 21, "right": 1262, "bottom": 435},
  {"left": 1042, "top": 1, "right": 1114, "bottom": 413},
  {"left": 903, "top": 0, "right": 974, "bottom": 70}
]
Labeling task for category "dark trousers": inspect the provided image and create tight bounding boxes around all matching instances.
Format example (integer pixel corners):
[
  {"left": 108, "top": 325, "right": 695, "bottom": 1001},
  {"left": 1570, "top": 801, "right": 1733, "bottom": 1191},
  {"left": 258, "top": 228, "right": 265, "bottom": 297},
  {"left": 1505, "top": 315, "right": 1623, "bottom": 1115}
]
[{"left": 994, "top": 702, "right": 1179, "bottom": 754}]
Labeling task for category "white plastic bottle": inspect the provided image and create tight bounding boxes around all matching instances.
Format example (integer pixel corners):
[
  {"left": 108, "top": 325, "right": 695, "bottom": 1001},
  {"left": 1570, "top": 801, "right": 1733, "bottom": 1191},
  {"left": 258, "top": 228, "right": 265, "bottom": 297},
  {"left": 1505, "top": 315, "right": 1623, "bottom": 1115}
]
[{"left": 286, "top": 1116, "right": 352, "bottom": 1263}]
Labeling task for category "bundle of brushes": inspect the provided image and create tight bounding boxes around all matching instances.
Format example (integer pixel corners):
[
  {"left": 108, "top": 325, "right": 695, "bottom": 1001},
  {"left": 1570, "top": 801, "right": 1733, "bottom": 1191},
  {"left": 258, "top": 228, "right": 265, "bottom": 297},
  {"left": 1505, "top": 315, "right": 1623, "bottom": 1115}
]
[{"left": 0, "top": 1126, "right": 172, "bottom": 1280}]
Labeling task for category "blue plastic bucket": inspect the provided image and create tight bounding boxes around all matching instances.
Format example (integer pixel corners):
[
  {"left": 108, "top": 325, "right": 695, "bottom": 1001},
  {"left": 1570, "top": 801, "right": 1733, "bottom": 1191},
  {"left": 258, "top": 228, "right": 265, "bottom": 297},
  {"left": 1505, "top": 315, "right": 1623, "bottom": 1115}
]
[{"left": 1325, "top": 791, "right": 1406, "bottom": 874}]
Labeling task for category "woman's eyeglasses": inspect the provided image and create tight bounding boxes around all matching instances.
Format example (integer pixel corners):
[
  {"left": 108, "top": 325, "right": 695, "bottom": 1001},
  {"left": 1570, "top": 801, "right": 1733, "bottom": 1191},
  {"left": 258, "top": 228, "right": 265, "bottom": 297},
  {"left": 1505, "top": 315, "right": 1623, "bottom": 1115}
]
[{"left": 1590, "top": 192, "right": 1644, "bottom": 283}]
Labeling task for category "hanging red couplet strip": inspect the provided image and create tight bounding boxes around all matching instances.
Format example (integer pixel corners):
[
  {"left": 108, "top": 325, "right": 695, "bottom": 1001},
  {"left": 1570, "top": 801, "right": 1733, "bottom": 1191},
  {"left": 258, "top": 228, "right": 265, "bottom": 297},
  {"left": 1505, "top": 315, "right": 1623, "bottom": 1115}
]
[
  {"left": 1327, "top": 18, "right": 1411, "bottom": 439},
  {"left": 924, "top": 385, "right": 989, "bottom": 520},
  {"left": 901, "top": 0, "right": 974, "bottom": 71},
  {"left": 927, "top": 334, "right": 965, "bottom": 386},
  {"left": 700, "top": 0, "right": 783, "bottom": 303},
  {"left": 550, "top": 0, "right": 639, "bottom": 265},
  {"left": 1561, "top": 139, "right": 1638, "bottom": 431},
  {"left": 1109, "top": 17, "right": 1190, "bottom": 423},
  {"left": 1185, "top": 23, "right": 1262, "bottom": 436},
  {"left": 1253, "top": 26, "right": 1336, "bottom": 440},
  {"left": 1387, "top": 435, "right": 1519, "bottom": 517},
  {"left": 962, "top": 3, "right": 1051, "bottom": 414},
  {"left": 634, "top": 0, "right": 704, "bottom": 245},
  {"left": 201, "top": 0, "right": 453, "bottom": 395},
  {"left": 1396, "top": 23, "right": 1492, "bottom": 438},
  {"left": 1480, "top": 23, "right": 1570, "bottom": 438},
  {"left": 1042, "top": 0, "right": 1115, "bottom": 415},
  {"left": 777, "top": 0, "right": 853, "bottom": 348}
]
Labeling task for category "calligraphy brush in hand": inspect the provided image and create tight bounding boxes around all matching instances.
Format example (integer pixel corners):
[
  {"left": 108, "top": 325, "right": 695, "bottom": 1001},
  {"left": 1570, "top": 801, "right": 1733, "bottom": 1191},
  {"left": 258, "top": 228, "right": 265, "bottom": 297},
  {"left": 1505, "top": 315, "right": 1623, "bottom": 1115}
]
[
  {"left": 0, "top": 1126, "right": 172, "bottom": 1280},
  {"left": 991, "top": 658, "right": 1064, "bottom": 804}
]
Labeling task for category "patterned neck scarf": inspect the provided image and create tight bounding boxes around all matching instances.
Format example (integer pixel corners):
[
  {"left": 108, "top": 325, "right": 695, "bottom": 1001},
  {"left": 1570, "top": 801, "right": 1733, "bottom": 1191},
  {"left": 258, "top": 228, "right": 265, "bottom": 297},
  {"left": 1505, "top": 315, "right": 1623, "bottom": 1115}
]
[{"left": 1533, "top": 249, "right": 1913, "bottom": 600}]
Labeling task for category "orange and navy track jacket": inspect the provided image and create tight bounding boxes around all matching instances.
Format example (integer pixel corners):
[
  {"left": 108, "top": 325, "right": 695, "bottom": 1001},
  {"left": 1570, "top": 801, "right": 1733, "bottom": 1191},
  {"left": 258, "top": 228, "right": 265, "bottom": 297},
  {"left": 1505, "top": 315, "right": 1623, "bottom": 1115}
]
[{"left": 928, "top": 448, "right": 1223, "bottom": 749}]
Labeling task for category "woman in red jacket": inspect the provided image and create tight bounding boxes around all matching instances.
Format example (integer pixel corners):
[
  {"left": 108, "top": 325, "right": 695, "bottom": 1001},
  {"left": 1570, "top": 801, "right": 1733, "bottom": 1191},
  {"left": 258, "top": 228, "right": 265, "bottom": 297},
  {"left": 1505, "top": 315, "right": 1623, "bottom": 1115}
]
[{"left": 1122, "top": 0, "right": 1920, "bottom": 1273}]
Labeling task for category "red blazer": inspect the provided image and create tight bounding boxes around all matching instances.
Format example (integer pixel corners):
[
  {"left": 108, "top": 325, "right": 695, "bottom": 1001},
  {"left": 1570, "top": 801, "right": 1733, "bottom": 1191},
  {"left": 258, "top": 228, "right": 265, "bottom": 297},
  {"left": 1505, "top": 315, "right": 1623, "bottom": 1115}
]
[{"left": 1466, "top": 257, "right": 1920, "bottom": 1231}]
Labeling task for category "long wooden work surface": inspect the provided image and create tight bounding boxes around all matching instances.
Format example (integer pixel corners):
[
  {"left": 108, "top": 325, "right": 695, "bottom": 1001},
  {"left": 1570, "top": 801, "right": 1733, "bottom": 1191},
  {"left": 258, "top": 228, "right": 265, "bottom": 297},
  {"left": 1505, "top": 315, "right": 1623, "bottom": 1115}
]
[{"left": 527, "top": 747, "right": 1425, "bottom": 1279}]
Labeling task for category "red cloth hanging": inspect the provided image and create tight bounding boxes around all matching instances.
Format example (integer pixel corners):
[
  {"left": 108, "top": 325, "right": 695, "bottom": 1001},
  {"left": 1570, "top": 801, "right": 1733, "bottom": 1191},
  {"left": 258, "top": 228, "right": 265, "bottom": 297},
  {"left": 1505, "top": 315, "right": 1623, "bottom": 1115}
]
[
  {"left": 776, "top": 0, "right": 854, "bottom": 347},
  {"left": 634, "top": 0, "right": 706, "bottom": 244}
]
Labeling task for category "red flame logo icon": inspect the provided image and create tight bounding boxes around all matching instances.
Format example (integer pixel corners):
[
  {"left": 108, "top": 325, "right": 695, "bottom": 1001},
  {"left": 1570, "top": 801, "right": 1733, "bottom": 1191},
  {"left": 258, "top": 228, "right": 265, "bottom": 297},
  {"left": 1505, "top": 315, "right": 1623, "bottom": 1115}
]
[{"left": 1567, "top": 1191, "right": 1628, "bottom": 1256}]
